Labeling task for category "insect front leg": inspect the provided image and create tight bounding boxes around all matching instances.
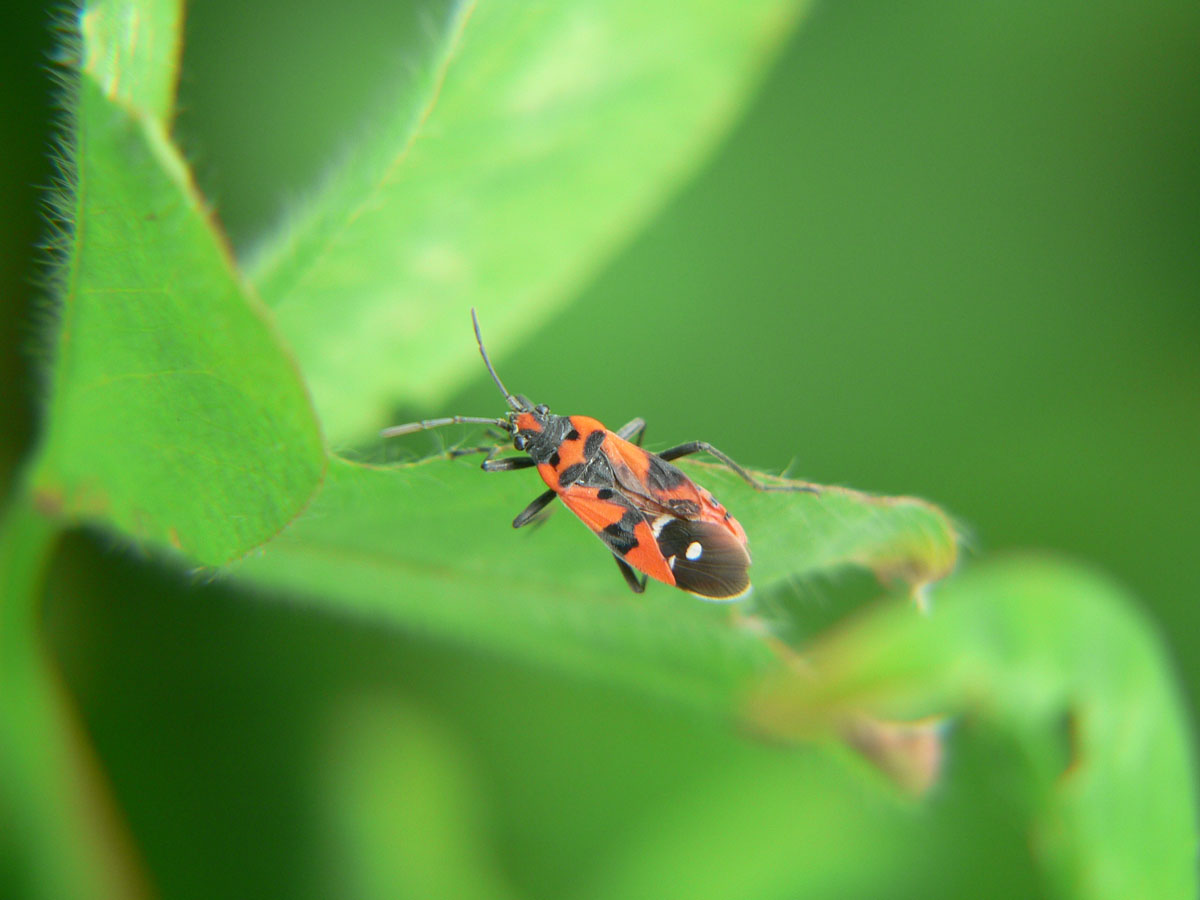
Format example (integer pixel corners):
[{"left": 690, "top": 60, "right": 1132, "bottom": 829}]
[
  {"left": 512, "top": 489, "right": 557, "bottom": 528},
  {"left": 613, "top": 556, "right": 647, "bottom": 594},
  {"left": 615, "top": 417, "right": 646, "bottom": 446},
  {"left": 479, "top": 445, "right": 537, "bottom": 472},
  {"left": 657, "top": 442, "right": 819, "bottom": 494}
]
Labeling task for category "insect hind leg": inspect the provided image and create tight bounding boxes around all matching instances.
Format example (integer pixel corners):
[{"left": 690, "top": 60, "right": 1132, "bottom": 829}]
[
  {"left": 513, "top": 489, "right": 556, "bottom": 528},
  {"left": 613, "top": 556, "right": 647, "bottom": 593},
  {"left": 615, "top": 417, "right": 646, "bottom": 446},
  {"left": 656, "top": 442, "right": 819, "bottom": 494}
]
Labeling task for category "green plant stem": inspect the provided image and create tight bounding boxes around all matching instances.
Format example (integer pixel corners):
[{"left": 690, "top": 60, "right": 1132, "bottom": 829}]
[{"left": 0, "top": 492, "right": 147, "bottom": 900}]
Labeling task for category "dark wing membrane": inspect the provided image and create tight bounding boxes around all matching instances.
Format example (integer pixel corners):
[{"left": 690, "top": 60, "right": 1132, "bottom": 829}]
[
  {"left": 604, "top": 435, "right": 732, "bottom": 526},
  {"left": 655, "top": 518, "right": 751, "bottom": 600},
  {"left": 605, "top": 438, "right": 685, "bottom": 508}
]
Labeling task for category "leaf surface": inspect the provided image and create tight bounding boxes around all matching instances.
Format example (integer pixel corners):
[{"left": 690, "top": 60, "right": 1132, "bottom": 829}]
[
  {"left": 229, "top": 454, "right": 956, "bottom": 705},
  {"left": 32, "top": 1, "right": 325, "bottom": 564}
]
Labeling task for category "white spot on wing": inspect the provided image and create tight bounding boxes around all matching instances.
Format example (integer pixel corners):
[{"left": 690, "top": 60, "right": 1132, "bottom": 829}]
[
  {"left": 685, "top": 541, "right": 703, "bottom": 561},
  {"left": 651, "top": 515, "right": 673, "bottom": 538}
]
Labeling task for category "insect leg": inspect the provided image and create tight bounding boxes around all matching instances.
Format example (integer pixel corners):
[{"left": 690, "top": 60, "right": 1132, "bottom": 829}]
[
  {"left": 512, "top": 489, "right": 557, "bottom": 528},
  {"left": 613, "top": 556, "right": 647, "bottom": 593},
  {"left": 656, "top": 442, "right": 819, "bottom": 494},
  {"left": 448, "top": 443, "right": 502, "bottom": 459},
  {"left": 482, "top": 447, "right": 537, "bottom": 472},
  {"left": 448, "top": 442, "right": 535, "bottom": 469},
  {"left": 615, "top": 417, "right": 646, "bottom": 446}
]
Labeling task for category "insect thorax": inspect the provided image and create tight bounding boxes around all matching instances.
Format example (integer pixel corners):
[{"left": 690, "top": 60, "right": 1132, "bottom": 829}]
[{"left": 515, "top": 411, "right": 576, "bottom": 465}]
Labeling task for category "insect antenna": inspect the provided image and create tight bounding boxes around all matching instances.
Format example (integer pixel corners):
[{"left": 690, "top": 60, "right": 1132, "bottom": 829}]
[
  {"left": 380, "top": 310, "right": 525, "bottom": 439},
  {"left": 472, "top": 308, "right": 528, "bottom": 411}
]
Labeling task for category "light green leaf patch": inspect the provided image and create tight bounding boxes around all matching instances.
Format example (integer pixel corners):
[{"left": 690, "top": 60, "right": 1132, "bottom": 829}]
[
  {"left": 32, "top": 2, "right": 325, "bottom": 564},
  {"left": 249, "top": 0, "right": 810, "bottom": 443},
  {"left": 81, "top": 0, "right": 183, "bottom": 122}
]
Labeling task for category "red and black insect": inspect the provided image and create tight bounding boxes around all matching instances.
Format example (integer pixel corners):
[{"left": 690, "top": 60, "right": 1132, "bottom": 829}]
[{"left": 382, "top": 310, "right": 816, "bottom": 600}]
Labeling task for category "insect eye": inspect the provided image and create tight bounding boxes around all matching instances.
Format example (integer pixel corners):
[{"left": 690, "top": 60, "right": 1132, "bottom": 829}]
[
  {"left": 534, "top": 403, "right": 549, "bottom": 415},
  {"left": 514, "top": 434, "right": 528, "bottom": 451}
]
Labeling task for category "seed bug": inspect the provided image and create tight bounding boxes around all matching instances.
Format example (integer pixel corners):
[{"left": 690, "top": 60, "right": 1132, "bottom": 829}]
[{"left": 382, "top": 310, "right": 817, "bottom": 600}]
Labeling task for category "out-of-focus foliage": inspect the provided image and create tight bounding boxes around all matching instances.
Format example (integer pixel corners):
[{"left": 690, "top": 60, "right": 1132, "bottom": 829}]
[{"left": 0, "top": 0, "right": 1197, "bottom": 898}]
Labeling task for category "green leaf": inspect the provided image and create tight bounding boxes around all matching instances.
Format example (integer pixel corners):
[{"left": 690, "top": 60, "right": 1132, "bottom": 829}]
[
  {"left": 746, "top": 557, "right": 1199, "bottom": 900},
  {"left": 248, "top": 0, "right": 811, "bottom": 443},
  {"left": 81, "top": 0, "right": 183, "bottom": 123},
  {"left": 31, "top": 3, "right": 325, "bottom": 565},
  {"left": 228, "top": 454, "right": 955, "bottom": 707},
  {"left": 681, "top": 462, "right": 958, "bottom": 593}
]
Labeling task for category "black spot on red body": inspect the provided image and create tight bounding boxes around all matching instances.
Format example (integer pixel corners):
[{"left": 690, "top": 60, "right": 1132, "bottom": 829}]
[
  {"left": 566, "top": 429, "right": 580, "bottom": 441},
  {"left": 584, "top": 429, "right": 606, "bottom": 459},
  {"left": 602, "top": 523, "right": 637, "bottom": 555},
  {"left": 558, "top": 463, "right": 586, "bottom": 486},
  {"left": 548, "top": 451, "right": 560, "bottom": 468},
  {"left": 601, "top": 507, "right": 643, "bottom": 556},
  {"left": 597, "top": 488, "right": 614, "bottom": 500}
]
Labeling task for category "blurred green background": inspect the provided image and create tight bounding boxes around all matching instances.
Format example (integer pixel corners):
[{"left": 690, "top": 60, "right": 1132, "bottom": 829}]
[{"left": 2, "top": 0, "right": 1197, "bottom": 897}]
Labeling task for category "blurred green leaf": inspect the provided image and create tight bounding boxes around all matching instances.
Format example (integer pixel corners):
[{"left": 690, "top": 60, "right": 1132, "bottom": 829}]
[
  {"left": 582, "top": 748, "right": 916, "bottom": 900},
  {"left": 31, "top": 1, "right": 325, "bottom": 565},
  {"left": 248, "top": 0, "right": 810, "bottom": 443},
  {"left": 0, "top": 497, "right": 148, "bottom": 900},
  {"left": 318, "top": 697, "right": 515, "bottom": 900},
  {"left": 228, "top": 453, "right": 955, "bottom": 707},
  {"left": 11, "top": 2, "right": 1195, "bottom": 898},
  {"left": 747, "top": 556, "right": 1199, "bottom": 900}
]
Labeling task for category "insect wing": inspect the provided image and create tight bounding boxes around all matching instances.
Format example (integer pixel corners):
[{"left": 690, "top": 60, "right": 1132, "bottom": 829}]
[
  {"left": 603, "top": 433, "right": 747, "bottom": 540},
  {"left": 652, "top": 516, "right": 751, "bottom": 600},
  {"left": 556, "top": 485, "right": 675, "bottom": 587},
  {"left": 603, "top": 435, "right": 709, "bottom": 515},
  {"left": 599, "top": 433, "right": 750, "bottom": 599}
]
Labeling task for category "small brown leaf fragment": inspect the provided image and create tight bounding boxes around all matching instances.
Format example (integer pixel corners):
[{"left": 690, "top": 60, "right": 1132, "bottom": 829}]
[{"left": 841, "top": 714, "right": 946, "bottom": 797}]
